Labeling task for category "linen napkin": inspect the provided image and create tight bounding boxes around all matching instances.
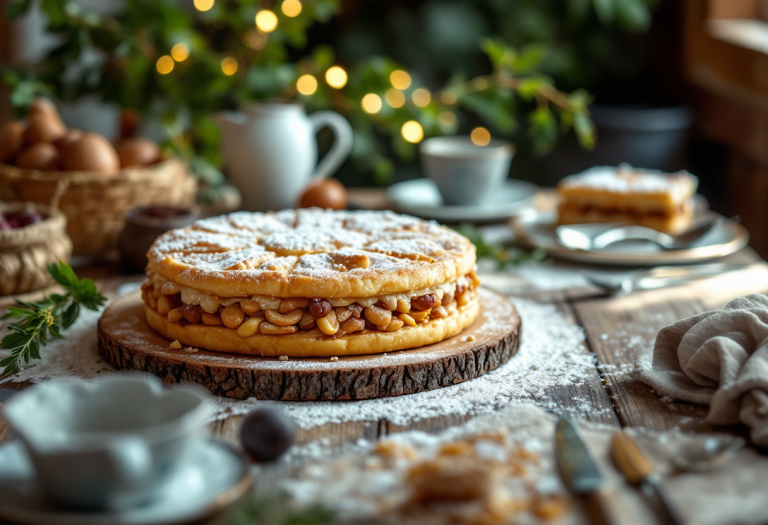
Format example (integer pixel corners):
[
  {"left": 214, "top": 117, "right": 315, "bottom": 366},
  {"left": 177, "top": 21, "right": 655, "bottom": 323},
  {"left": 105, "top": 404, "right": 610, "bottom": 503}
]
[{"left": 634, "top": 294, "right": 768, "bottom": 446}]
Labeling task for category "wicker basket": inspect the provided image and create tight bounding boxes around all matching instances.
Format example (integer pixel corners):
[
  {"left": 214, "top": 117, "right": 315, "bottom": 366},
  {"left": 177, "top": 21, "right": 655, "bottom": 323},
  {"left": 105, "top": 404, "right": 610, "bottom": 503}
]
[
  {"left": 0, "top": 158, "right": 197, "bottom": 256},
  {"left": 0, "top": 202, "right": 73, "bottom": 296}
]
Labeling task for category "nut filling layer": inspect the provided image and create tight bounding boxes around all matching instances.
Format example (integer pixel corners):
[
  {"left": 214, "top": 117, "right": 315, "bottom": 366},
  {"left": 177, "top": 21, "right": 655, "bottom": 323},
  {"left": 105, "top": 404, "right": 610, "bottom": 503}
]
[{"left": 141, "top": 270, "right": 480, "bottom": 338}]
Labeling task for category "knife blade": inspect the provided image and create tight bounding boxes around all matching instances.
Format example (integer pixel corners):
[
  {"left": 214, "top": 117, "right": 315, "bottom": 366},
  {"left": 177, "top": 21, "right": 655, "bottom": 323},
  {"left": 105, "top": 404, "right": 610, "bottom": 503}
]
[
  {"left": 555, "top": 418, "right": 613, "bottom": 525},
  {"left": 611, "top": 431, "right": 686, "bottom": 525}
]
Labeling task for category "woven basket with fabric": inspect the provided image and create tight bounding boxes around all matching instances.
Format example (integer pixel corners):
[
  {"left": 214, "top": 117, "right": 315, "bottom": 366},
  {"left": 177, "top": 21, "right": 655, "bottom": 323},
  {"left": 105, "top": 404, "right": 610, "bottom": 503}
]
[
  {"left": 0, "top": 158, "right": 197, "bottom": 257},
  {"left": 0, "top": 202, "right": 72, "bottom": 296}
]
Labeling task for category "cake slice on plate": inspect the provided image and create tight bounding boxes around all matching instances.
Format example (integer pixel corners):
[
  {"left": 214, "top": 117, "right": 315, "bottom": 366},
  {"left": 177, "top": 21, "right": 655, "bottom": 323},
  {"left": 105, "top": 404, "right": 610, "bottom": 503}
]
[{"left": 556, "top": 165, "right": 699, "bottom": 234}]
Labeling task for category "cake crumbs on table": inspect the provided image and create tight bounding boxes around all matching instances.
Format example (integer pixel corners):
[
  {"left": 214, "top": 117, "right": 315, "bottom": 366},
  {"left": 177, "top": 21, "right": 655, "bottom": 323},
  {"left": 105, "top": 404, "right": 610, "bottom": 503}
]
[
  {"left": 169, "top": 340, "right": 182, "bottom": 350},
  {"left": 184, "top": 347, "right": 199, "bottom": 354},
  {"left": 279, "top": 355, "right": 289, "bottom": 361},
  {"left": 330, "top": 356, "right": 339, "bottom": 362}
]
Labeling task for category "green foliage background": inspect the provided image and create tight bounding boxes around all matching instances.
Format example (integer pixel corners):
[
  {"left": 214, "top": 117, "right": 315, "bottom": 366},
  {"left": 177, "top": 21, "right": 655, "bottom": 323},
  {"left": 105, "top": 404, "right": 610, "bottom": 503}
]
[{"left": 2, "top": 0, "right": 655, "bottom": 192}]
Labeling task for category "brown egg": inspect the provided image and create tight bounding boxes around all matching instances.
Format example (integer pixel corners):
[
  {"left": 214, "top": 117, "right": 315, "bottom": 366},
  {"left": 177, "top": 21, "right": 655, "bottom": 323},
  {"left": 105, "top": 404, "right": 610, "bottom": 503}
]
[
  {"left": 23, "top": 114, "right": 66, "bottom": 145},
  {"left": 0, "top": 121, "right": 26, "bottom": 164},
  {"left": 116, "top": 138, "right": 160, "bottom": 168},
  {"left": 53, "top": 128, "right": 83, "bottom": 152},
  {"left": 16, "top": 143, "right": 60, "bottom": 171},
  {"left": 27, "top": 97, "right": 59, "bottom": 119},
  {"left": 299, "top": 178, "right": 348, "bottom": 210},
  {"left": 61, "top": 132, "right": 120, "bottom": 173}
]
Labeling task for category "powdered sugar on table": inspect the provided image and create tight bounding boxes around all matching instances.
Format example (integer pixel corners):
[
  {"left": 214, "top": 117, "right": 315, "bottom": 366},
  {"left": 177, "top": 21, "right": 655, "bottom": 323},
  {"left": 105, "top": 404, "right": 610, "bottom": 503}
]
[{"left": 1, "top": 290, "right": 594, "bottom": 429}]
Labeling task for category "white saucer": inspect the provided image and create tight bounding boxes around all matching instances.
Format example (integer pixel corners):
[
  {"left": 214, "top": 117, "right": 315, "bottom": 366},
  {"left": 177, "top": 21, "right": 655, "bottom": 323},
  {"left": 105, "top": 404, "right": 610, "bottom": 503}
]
[
  {"left": 0, "top": 438, "right": 251, "bottom": 525},
  {"left": 512, "top": 210, "right": 750, "bottom": 266},
  {"left": 387, "top": 178, "right": 537, "bottom": 223}
]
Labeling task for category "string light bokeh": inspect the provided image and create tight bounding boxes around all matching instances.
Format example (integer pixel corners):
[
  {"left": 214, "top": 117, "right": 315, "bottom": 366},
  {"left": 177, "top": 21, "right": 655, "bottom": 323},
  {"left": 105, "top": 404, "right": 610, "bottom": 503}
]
[
  {"left": 170, "top": 43, "right": 188, "bottom": 62},
  {"left": 361, "top": 94, "right": 382, "bottom": 114},
  {"left": 156, "top": 55, "right": 174, "bottom": 74},
  {"left": 471, "top": 126, "right": 491, "bottom": 146},
  {"left": 325, "top": 66, "right": 348, "bottom": 89},
  {"left": 255, "top": 10, "right": 278, "bottom": 33},
  {"left": 401, "top": 120, "right": 424, "bottom": 143},
  {"left": 297, "top": 74, "right": 318, "bottom": 95}
]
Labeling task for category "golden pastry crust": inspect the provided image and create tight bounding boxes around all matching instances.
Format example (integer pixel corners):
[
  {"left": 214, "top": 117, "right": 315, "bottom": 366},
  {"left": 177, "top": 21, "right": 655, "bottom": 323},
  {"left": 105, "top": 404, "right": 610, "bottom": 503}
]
[
  {"left": 145, "top": 295, "right": 480, "bottom": 357},
  {"left": 147, "top": 208, "right": 476, "bottom": 299}
]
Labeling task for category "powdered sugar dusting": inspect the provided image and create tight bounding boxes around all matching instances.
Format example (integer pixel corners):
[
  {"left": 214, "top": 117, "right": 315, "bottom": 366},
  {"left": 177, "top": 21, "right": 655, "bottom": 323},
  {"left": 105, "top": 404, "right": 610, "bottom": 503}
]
[
  {"left": 2, "top": 293, "right": 595, "bottom": 429},
  {"left": 560, "top": 164, "right": 698, "bottom": 198}
]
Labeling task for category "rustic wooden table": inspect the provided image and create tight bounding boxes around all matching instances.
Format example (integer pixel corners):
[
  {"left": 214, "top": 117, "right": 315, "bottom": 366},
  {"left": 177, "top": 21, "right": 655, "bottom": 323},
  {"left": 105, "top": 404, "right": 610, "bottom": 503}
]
[{"left": 2, "top": 188, "right": 767, "bottom": 523}]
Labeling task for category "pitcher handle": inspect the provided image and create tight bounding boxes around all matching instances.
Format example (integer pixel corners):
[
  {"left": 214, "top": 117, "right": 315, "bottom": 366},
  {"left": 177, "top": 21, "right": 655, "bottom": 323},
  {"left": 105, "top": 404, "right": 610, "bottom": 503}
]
[{"left": 308, "top": 111, "right": 353, "bottom": 179}]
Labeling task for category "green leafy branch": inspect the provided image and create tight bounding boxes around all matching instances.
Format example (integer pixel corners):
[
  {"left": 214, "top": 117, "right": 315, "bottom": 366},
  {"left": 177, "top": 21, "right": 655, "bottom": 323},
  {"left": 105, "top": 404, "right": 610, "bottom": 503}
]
[
  {"left": 2, "top": 0, "right": 598, "bottom": 186},
  {"left": 453, "top": 224, "right": 549, "bottom": 270},
  {"left": 0, "top": 262, "right": 106, "bottom": 376}
]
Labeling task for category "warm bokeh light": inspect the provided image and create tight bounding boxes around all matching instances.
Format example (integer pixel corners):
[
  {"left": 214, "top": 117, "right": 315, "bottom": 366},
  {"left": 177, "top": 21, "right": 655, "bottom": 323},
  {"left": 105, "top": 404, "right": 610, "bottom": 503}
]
[
  {"left": 361, "top": 93, "right": 382, "bottom": 114},
  {"left": 194, "top": 0, "right": 214, "bottom": 12},
  {"left": 170, "top": 43, "right": 189, "bottom": 62},
  {"left": 325, "top": 66, "right": 348, "bottom": 89},
  {"left": 221, "top": 56, "right": 238, "bottom": 76},
  {"left": 255, "top": 10, "right": 278, "bottom": 33},
  {"left": 401, "top": 121, "right": 424, "bottom": 143},
  {"left": 156, "top": 55, "right": 174, "bottom": 74},
  {"left": 385, "top": 88, "right": 405, "bottom": 108},
  {"left": 390, "top": 70, "right": 412, "bottom": 90},
  {"left": 412, "top": 88, "right": 431, "bottom": 107},
  {"left": 440, "top": 91, "right": 458, "bottom": 105},
  {"left": 296, "top": 74, "right": 318, "bottom": 95},
  {"left": 471, "top": 126, "right": 491, "bottom": 146},
  {"left": 282, "top": 0, "right": 302, "bottom": 17},
  {"left": 243, "top": 29, "right": 267, "bottom": 50},
  {"left": 438, "top": 111, "right": 457, "bottom": 128}
]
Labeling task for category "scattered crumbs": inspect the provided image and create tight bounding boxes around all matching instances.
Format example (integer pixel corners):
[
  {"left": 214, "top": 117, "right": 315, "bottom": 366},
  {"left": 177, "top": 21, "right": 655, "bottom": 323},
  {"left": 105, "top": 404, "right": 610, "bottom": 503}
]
[
  {"left": 330, "top": 356, "right": 339, "bottom": 362},
  {"left": 184, "top": 347, "right": 199, "bottom": 354},
  {"left": 279, "top": 355, "right": 289, "bottom": 361},
  {"left": 169, "top": 340, "right": 182, "bottom": 350},
  {"left": 464, "top": 335, "right": 476, "bottom": 342}
]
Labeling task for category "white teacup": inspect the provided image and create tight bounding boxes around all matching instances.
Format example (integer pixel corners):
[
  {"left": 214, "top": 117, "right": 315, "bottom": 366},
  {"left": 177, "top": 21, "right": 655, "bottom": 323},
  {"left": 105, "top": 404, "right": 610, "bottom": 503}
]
[
  {"left": 420, "top": 136, "right": 515, "bottom": 206},
  {"left": 3, "top": 375, "right": 210, "bottom": 511}
]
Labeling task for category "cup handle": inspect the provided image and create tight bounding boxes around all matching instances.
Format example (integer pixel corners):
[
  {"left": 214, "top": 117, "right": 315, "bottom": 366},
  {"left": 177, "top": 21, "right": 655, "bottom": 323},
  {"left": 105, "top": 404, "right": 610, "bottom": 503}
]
[
  {"left": 105, "top": 437, "right": 152, "bottom": 490},
  {"left": 308, "top": 111, "right": 353, "bottom": 180}
]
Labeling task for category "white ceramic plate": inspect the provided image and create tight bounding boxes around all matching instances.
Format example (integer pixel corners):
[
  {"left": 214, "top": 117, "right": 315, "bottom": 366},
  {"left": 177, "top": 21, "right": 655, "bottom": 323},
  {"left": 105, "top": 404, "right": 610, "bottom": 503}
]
[
  {"left": 387, "top": 178, "right": 537, "bottom": 223},
  {"left": 512, "top": 210, "right": 750, "bottom": 266},
  {"left": 0, "top": 438, "right": 251, "bottom": 525}
]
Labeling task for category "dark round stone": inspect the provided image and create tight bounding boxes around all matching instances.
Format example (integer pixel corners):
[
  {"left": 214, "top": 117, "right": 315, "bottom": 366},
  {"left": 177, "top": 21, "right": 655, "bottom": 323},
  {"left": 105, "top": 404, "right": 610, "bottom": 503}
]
[{"left": 239, "top": 407, "right": 297, "bottom": 462}]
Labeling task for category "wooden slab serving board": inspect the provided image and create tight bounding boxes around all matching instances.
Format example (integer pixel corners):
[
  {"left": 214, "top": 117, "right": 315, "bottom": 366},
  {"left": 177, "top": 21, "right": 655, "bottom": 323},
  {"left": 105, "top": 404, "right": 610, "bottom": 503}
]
[{"left": 97, "top": 288, "right": 521, "bottom": 401}]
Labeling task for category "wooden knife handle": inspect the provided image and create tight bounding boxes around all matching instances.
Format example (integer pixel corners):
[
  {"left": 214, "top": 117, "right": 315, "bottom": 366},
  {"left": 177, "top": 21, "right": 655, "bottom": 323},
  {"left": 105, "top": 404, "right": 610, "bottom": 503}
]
[{"left": 585, "top": 489, "right": 614, "bottom": 525}]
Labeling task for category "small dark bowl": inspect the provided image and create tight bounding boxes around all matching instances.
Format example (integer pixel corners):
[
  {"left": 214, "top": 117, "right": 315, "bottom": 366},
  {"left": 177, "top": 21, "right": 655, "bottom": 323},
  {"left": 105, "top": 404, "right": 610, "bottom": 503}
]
[{"left": 117, "top": 206, "right": 198, "bottom": 274}]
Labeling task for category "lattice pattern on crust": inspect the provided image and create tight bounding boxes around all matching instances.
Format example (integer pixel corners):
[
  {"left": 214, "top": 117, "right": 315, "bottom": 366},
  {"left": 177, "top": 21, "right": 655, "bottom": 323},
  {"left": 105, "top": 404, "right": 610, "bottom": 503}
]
[{"left": 148, "top": 208, "right": 476, "bottom": 298}]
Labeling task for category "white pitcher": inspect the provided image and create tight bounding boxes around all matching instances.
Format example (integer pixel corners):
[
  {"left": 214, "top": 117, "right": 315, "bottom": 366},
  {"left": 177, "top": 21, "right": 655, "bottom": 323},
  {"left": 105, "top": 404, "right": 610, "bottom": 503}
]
[{"left": 215, "top": 102, "right": 353, "bottom": 211}]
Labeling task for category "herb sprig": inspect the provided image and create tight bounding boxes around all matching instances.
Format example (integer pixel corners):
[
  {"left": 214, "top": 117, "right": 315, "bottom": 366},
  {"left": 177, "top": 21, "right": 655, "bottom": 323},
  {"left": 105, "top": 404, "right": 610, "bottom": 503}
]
[{"left": 0, "top": 262, "right": 106, "bottom": 376}]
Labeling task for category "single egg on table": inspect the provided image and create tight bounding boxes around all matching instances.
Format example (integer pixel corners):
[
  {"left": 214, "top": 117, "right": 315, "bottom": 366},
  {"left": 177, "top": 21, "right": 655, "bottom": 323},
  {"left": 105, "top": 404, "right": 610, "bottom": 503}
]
[{"left": 299, "top": 178, "right": 348, "bottom": 210}]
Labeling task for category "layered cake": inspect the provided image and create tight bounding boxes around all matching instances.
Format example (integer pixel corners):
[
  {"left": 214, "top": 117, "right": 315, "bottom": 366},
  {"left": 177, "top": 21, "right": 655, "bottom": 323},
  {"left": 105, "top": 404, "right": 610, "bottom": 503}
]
[
  {"left": 556, "top": 165, "right": 699, "bottom": 233},
  {"left": 142, "top": 208, "right": 480, "bottom": 357}
]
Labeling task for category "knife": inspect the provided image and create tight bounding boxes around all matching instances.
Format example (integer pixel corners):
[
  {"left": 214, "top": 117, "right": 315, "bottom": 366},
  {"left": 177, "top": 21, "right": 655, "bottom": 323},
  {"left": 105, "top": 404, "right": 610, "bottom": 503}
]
[
  {"left": 611, "top": 431, "right": 686, "bottom": 525},
  {"left": 555, "top": 418, "right": 614, "bottom": 525}
]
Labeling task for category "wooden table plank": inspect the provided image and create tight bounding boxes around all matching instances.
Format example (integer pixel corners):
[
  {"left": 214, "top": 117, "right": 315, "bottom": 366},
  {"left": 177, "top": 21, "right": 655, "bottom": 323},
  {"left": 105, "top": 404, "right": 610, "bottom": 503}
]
[{"left": 573, "top": 259, "right": 768, "bottom": 432}]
